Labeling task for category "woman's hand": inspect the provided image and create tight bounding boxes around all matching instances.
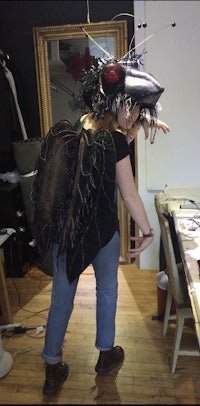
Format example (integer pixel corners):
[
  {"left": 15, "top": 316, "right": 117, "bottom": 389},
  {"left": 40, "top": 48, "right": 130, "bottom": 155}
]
[
  {"left": 127, "top": 234, "right": 154, "bottom": 259},
  {"left": 156, "top": 119, "right": 170, "bottom": 134}
]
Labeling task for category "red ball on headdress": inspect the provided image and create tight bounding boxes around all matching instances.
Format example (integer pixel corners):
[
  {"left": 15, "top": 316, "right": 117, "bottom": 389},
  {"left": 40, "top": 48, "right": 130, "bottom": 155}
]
[
  {"left": 102, "top": 63, "right": 125, "bottom": 83},
  {"left": 101, "top": 62, "right": 125, "bottom": 95}
]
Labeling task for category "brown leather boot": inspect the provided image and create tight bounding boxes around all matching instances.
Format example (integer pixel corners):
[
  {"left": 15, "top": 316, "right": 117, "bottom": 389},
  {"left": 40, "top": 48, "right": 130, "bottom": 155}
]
[
  {"left": 43, "top": 362, "right": 69, "bottom": 396},
  {"left": 95, "top": 346, "right": 124, "bottom": 374}
]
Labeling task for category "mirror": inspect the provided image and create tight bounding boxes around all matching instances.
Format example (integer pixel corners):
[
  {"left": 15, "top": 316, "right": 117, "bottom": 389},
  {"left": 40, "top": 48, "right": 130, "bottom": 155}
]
[
  {"left": 33, "top": 20, "right": 130, "bottom": 263},
  {"left": 33, "top": 21, "right": 128, "bottom": 135}
]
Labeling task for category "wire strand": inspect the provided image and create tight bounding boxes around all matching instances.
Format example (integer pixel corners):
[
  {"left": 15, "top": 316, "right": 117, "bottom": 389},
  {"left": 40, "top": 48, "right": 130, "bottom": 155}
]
[
  {"left": 80, "top": 25, "right": 114, "bottom": 59},
  {"left": 111, "top": 12, "right": 144, "bottom": 25},
  {"left": 86, "top": 0, "right": 90, "bottom": 24}
]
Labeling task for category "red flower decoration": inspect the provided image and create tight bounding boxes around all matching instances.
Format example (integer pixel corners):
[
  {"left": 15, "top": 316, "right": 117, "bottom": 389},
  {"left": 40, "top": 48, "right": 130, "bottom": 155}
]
[{"left": 66, "top": 47, "right": 98, "bottom": 81}]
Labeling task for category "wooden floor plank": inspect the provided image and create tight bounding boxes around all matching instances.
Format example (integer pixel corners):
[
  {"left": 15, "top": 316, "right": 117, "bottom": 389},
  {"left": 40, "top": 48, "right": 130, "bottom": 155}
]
[{"left": 0, "top": 264, "right": 200, "bottom": 404}]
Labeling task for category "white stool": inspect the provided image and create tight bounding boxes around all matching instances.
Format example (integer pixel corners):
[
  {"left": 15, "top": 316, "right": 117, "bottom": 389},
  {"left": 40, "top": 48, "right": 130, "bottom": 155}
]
[
  {"left": 0, "top": 229, "right": 16, "bottom": 378},
  {"left": 0, "top": 332, "right": 14, "bottom": 378},
  {"left": 0, "top": 228, "right": 16, "bottom": 324}
]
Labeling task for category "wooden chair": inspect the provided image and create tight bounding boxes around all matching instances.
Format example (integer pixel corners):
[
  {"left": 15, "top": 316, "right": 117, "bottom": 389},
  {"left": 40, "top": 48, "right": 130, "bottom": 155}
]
[{"left": 154, "top": 194, "right": 200, "bottom": 373}]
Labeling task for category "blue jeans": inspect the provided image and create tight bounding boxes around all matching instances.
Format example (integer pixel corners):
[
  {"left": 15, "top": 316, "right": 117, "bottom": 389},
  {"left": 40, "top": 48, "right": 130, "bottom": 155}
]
[{"left": 41, "top": 231, "right": 120, "bottom": 364}]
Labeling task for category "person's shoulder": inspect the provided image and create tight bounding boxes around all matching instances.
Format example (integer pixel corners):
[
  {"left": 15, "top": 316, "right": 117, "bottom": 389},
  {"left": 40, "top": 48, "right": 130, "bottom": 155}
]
[
  {"left": 112, "top": 129, "right": 128, "bottom": 143},
  {"left": 112, "top": 130, "right": 130, "bottom": 161}
]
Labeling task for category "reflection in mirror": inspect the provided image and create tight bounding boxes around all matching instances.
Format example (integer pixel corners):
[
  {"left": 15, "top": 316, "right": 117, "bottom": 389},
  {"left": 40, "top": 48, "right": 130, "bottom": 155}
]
[
  {"left": 33, "top": 21, "right": 130, "bottom": 263},
  {"left": 49, "top": 36, "right": 115, "bottom": 125}
]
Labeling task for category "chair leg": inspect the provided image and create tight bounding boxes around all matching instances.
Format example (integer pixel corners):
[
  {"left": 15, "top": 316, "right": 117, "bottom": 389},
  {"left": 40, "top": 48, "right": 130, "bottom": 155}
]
[
  {"left": 170, "top": 309, "right": 185, "bottom": 373},
  {"left": 163, "top": 283, "right": 173, "bottom": 336}
]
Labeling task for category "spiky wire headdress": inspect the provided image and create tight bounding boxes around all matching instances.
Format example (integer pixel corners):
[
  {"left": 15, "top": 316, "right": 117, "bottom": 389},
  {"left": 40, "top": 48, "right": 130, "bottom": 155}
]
[
  {"left": 76, "top": 14, "right": 176, "bottom": 122},
  {"left": 77, "top": 51, "right": 164, "bottom": 120}
]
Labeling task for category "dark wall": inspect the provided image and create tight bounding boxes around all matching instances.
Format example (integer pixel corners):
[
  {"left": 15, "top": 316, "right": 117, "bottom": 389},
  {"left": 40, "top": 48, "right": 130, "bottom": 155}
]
[{"left": 0, "top": 0, "right": 134, "bottom": 139}]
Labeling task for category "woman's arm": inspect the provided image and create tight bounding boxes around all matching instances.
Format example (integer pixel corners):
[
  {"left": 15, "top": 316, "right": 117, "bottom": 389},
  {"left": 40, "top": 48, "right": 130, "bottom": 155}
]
[{"left": 116, "top": 155, "right": 154, "bottom": 258}]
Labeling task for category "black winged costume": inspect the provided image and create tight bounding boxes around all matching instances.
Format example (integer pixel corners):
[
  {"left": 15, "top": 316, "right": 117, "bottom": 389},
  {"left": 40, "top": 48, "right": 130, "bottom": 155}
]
[{"left": 31, "top": 119, "right": 129, "bottom": 282}]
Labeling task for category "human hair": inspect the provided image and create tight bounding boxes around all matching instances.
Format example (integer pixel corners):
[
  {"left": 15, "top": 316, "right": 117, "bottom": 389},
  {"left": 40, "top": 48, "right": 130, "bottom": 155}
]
[{"left": 82, "top": 111, "right": 118, "bottom": 133}]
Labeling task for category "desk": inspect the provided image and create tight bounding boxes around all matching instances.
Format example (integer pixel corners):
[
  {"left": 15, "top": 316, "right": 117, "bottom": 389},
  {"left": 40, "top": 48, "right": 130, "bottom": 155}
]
[
  {"left": 160, "top": 185, "right": 200, "bottom": 215},
  {"left": 0, "top": 228, "right": 16, "bottom": 324},
  {"left": 173, "top": 209, "right": 200, "bottom": 345}
]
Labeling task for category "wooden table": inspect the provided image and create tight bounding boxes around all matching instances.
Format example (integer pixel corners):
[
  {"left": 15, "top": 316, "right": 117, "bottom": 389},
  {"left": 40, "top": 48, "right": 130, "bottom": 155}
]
[
  {"left": 173, "top": 209, "right": 200, "bottom": 345},
  {"left": 0, "top": 228, "right": 16, "bottom": 324}
]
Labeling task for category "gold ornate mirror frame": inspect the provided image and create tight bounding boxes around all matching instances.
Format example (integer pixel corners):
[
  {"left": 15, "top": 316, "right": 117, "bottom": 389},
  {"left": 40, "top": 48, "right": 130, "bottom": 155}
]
[{"left": 33, "top": 20, "right": 130, "bottom": 263}]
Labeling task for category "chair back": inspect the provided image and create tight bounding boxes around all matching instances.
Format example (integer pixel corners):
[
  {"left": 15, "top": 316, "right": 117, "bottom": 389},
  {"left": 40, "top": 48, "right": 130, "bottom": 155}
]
[{"left": 154, "top": 194, "right": 190, "bottom": 308}]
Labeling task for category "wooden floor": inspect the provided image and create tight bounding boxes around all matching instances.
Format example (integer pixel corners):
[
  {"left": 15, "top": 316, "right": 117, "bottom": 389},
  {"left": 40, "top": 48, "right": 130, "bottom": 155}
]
[{"left": 1, "top": 263, "right": 200, "bottom": 404}]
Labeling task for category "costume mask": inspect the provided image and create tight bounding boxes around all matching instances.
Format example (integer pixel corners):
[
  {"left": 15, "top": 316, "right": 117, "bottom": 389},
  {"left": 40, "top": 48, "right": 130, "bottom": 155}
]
[{"left": 78, "top": 53, "right": 164, "bottom": 119}]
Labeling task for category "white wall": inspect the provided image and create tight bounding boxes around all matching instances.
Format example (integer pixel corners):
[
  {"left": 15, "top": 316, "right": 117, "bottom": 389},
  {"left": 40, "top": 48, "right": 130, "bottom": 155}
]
[{"left": 134, "top": 0, "right": 200, "bottom": 270}]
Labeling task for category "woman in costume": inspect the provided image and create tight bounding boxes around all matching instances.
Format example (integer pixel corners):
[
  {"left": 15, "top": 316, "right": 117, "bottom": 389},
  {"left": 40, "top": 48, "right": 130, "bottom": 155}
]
[{"left": 32, "top": 55, "right": 169, "bottom": 397}]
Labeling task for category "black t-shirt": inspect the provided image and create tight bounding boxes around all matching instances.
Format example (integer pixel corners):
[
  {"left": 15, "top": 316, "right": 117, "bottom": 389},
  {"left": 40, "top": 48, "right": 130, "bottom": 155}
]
[
  {"left": 112, "top": 130, "right": 130, "bottom": 162},
  {"left": 65, "top": 127, "right": 130, "bottom": 281}
]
